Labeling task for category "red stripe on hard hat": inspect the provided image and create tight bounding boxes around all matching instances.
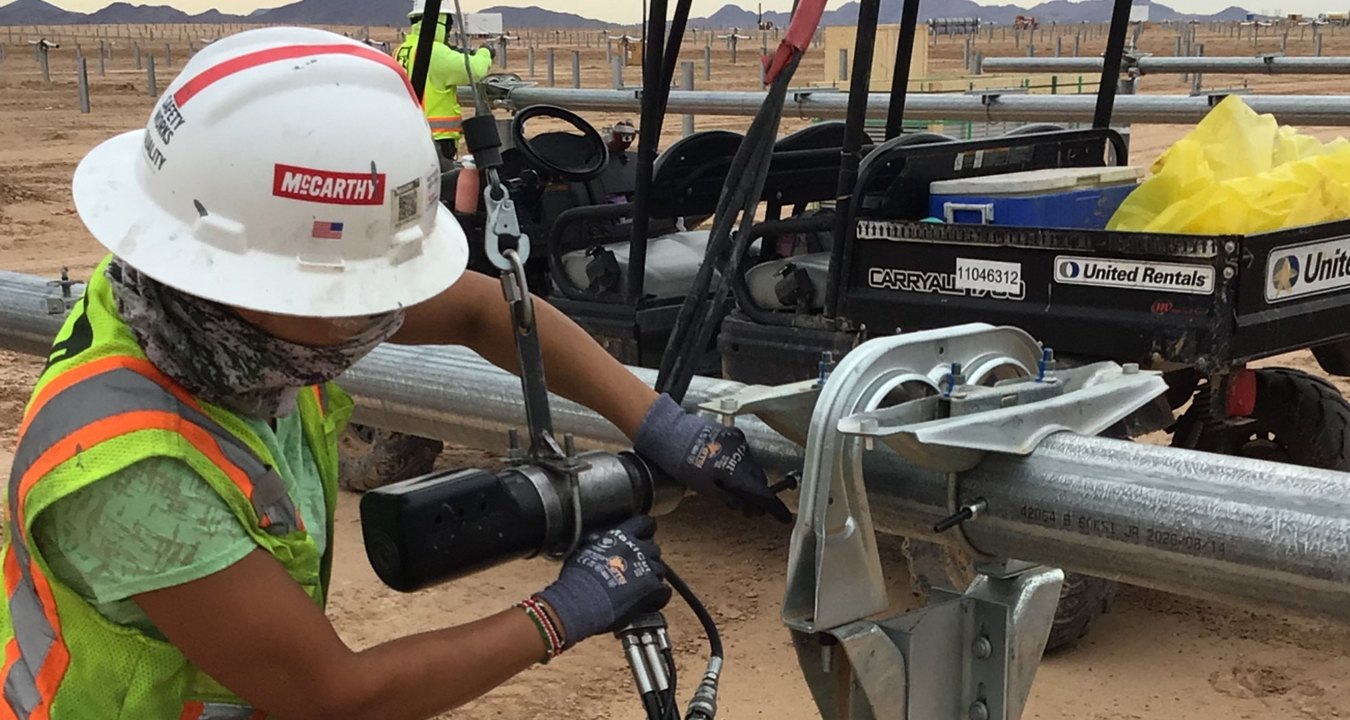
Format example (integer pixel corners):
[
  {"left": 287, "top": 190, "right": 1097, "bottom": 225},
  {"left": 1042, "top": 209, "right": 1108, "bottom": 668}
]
[{"left": 173, "top": 43, "right": 416, "bottom": 107}]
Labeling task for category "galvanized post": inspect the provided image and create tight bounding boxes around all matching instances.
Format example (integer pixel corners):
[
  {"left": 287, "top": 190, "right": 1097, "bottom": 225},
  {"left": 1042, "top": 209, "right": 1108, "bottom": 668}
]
[
  {"left": 605, "top": 39, "right": 612, "bottom": 63},
  {"left": 704, "top": 44, "right": 711, "bottom": 80},
  {"left": 730, "top": 34, "right": 738, "bottom": 64},
  {"left": 135, "top": 41, "right": 141, "bottom": 69},
  {"left": 571, "top": 50, "right": 580, "bottom": 89},
  {"left": 1175, "top": 35, "right": 1182, "bottom": 56},
  {"left": 527, "top": 45, "right": 535, "bottom": 77},
  {"left": 1193, "top": 43, "right": 1204, "bottom": 95},
  {"left": 77, "top": 56, "right": 90, "bottom": 114},
  {"left": 0, "top": 44, "right": 5, "bottom": 65},
  {"left": 611, "top": 54, "right": 622, "bottom": 89},
  {"left": 1055, "top": 35, "right": 1062, "bottom": 57},
  {"left": 681, "top": 60, "right": 694, "bottom": 136},
  {"left": 547, "top": 47, "right": 555, "bottom": 86},
  {"left": 838, "top": 47, "right": 848, "bottom": 81},
  {"left": 147, "top": 53, "right": 157, "bottom": 97},
  {"left": 497, "top": 38, "right": 506, "bottom": 68},
  {"left": 1074, "top": 32, "right": 1081, "bottom": 57},
  {"left": 38, "top": 46, "right": 48, "bottom": 84},
  {"left": 1316, "top": 27, "right": 1324, "bottom": 57},
  {"left": 165, "top": 42, "right": 171, "bottom": 66},
  {"left": 1027, "top": 42, "right": 1035, "bottom": 57}
]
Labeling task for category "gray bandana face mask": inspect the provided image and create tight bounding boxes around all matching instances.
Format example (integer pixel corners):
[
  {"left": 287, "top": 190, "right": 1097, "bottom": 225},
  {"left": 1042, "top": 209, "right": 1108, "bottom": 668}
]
[{"left": 106, "top": 257, "right": 405, "bottom": 418}]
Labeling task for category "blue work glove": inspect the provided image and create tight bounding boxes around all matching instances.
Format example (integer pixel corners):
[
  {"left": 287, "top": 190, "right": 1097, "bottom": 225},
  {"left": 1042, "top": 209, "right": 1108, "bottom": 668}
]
[
  {"left": 634, "top": 394, "right": 792, "bottom": 523},
  {"left": 537, "top": 516, "right": 671, "bottom": 648}
]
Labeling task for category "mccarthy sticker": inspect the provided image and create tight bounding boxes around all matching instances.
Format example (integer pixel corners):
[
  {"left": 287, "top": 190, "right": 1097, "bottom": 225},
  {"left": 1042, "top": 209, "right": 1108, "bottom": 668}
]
[
  {"left": 1053, "top": 256, "right": 1215, "bottom": 295},
  {"left": 1266, "top": 235, "right": 1350, "bottom": 303},
  {"left": 273, "top": 164, "right": 387, "bottom": 206}
]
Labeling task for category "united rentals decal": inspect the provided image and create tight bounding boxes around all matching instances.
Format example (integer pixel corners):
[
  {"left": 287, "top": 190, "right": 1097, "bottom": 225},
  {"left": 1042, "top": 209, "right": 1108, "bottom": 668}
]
[
  {"left": 1053, "top": 256, "right": 1215, "bottom": 295},
  {"left": 1266, "top": 235, "right": 1350, "bottom": 303},
  {"left": 273, "top": 164, "right": 387, "bottom": 206}
]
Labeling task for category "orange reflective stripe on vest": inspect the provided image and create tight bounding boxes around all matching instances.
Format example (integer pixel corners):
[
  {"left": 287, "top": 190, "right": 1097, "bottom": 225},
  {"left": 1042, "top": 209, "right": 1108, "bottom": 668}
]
[
  {"left": 2, "top": 358, "right": 309, "bottom": 719},
  {"left": 427, "top": 115, "right": 462, "bottom": 135}
]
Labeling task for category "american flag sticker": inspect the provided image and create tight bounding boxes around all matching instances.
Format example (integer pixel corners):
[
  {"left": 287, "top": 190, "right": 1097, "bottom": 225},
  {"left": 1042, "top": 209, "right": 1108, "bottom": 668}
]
[{"left": 312, "top": 220, "right": 344, "bottom": 239}]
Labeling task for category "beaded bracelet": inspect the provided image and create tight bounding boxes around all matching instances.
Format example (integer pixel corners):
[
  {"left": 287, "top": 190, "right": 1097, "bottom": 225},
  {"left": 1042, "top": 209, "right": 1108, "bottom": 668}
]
[{"left": 516, "top": 596, "right": 564, "bottom": 663}]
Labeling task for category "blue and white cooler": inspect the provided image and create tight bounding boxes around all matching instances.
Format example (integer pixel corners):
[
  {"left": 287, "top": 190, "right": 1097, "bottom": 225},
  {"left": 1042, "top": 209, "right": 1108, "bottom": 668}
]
[{"left": 929, "top": 165, "right": 1145, "bottom": 230}]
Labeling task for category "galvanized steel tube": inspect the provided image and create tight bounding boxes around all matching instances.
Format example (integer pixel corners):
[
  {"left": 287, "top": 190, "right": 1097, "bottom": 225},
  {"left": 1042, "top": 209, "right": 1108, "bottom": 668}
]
[
  {"left": 3, "top": 270, "right": 1350, "bottom": 623},
  {"left": 490, "top": 86, "right": 1350, "bottom": 126},
  {"left": 982, "top": 55, "right": 1350, "bottom": 75}
]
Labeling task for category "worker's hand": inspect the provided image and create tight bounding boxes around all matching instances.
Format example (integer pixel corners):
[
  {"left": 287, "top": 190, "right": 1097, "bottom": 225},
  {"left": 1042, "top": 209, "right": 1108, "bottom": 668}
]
[
  {"left": 478, "top": 43, "right": 496, "bottom": 60},
  {"left": 633, "top": 394, "right": 793, "bottom": 523},
  {"left": 536, "top": 516, "right": 671, "bottom": 648}
]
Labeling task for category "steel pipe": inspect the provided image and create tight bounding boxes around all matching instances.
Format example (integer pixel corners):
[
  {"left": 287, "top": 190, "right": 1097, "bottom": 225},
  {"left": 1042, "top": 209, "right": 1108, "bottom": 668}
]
[
  {"left": 491, "top": 86, "right": 1350, "bottom": 126},
  {"left": 3, "top": 270, "right": 1350, "bottom": 623},
  {"left": 982, "top": 55, "right": 1350, "bottom": 75}
]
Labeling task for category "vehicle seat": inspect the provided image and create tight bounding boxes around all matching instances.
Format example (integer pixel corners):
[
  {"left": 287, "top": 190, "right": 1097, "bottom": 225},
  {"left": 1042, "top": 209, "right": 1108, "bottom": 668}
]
[
  {"left": 745, "top": 252, "right": 831, "bottom": 311},
  {"left": 560, "top": 230, "right": 713, "bottom": 298}
]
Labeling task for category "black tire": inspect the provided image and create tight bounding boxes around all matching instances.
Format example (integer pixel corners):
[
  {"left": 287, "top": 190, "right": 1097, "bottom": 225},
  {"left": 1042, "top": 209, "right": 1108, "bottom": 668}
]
[
  {"left": 337, "top": 424, "right": 444, "bottom": 492},
  {"left": 1045, "top": 572, "right": 1117, "bottom": 652},
  {"left": 1174, "top": 368, "right": 1350, "bottom": 469}
]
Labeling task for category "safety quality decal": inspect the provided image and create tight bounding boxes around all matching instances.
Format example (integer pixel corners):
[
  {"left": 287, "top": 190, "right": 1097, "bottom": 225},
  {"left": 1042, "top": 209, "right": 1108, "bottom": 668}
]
[
  {"left": 273, "top": 164, "right": 387, "bottom": 206},
  {"left": 1053, "top": 256, "right": 1215, "bottom": 295},
  {"left": 1265, "top": 235, "right": 1350, "bottom": 303}
]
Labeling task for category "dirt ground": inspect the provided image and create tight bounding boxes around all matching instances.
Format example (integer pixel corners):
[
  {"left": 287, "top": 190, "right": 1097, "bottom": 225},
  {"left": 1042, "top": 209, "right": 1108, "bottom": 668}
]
[{"left": 6, "top": 20, "right": 1350, "bottom": 719}]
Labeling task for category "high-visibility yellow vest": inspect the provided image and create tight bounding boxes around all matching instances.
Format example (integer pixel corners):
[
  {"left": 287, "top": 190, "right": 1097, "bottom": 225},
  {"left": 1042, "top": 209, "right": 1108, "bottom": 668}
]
[
  {"left": 395, "top": 16, "right": 493, "bottom": 141},
  {"left": 0, "top": 256, "right": 351, "bottom": 719}
]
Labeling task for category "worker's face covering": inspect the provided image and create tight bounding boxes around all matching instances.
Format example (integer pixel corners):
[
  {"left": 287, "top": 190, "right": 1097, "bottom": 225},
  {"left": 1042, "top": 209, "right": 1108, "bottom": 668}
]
[{"left": 105, "top": 257, "right": 404, "bottom": 418}]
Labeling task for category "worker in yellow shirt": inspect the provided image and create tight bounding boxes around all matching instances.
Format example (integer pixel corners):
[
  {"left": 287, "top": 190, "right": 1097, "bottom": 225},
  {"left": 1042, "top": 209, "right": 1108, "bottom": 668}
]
[{"left": 396, "top": 0, "right": 494, "bottom": 161}]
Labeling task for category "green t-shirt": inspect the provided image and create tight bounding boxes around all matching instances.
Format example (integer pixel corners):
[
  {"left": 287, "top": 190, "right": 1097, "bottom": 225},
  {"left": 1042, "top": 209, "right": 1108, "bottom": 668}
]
[{"left": 31, "top": 411, "right": 327, "bottom": 640}]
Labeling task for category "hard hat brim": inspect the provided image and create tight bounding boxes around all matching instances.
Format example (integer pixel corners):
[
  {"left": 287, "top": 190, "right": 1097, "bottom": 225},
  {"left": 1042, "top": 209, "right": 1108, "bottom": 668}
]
[{"left": 73, "top": 130, "right": 470, "bottom": 318}]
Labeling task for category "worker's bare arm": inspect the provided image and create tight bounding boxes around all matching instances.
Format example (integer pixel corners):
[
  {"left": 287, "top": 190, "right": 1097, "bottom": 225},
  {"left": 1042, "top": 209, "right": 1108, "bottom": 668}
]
[
  {"left": 393, "top": 269, "right": 658, "bottom": 437},
  {"left": 134, "top": 549, "right": 547, "bottom": 720}
]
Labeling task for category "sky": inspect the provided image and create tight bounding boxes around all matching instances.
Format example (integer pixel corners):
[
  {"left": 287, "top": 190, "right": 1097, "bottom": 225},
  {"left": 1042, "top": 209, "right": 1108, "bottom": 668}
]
[{"left": 27, "top": 0, "right": 1350, "bottom": 25}]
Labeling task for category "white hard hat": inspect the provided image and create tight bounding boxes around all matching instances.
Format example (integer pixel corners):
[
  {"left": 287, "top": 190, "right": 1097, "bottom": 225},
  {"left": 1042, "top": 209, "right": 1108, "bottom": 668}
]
[
  {"left": 409, "top": 0, "right": 449, "bottom": 19},
  {"left": 72, "top": 26, "right": 468, "bottom": 318}
]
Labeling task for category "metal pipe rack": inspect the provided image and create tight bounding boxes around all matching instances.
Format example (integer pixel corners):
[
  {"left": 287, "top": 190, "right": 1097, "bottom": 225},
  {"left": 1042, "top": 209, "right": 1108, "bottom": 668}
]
[
  {"left": 4, "top": 269, "right": 1350, "bottom": 626},
  {"left": 480, "top": 85, "right": 1350, "bottom": 126}
]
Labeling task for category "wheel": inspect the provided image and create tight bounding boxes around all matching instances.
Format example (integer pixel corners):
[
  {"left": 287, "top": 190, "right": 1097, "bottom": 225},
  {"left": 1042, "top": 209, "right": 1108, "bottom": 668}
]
[
  {"left": 1173, "top": 368, "right": 1350, "bottom": 469},
  {"left": 1045, "top": 572, "right": 1117, "bottom": 651},
  {"left": 338, "top": 424, "right": 444, "bottom": 492}
]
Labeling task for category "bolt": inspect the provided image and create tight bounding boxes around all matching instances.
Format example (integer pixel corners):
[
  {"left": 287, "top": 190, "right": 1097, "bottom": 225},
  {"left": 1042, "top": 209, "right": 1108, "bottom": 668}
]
[
  {"left": 1223, "top": 266, "right": 1236, "bottom": 279},
  {"left": 1224, "top": 240, "right": 1237, "bottom": 253},
  {"left": 564, "top": 433, "right": 577, "bottom": 457},
  {"left": 1122, "top": 362, "right": 1140, "bottom": 374},
  {"left": 972, "top": 636, "right": 992, "bottom": 659},
  {"left": 969, "top": 701, "right": 990, "bottom": 720},
  {"left": 720, "top": 397, "right": 737, "bottom": 412}
]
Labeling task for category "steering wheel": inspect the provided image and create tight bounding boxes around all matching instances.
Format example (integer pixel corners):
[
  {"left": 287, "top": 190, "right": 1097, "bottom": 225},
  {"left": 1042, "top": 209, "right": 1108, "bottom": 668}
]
[{"left": 510, "top": 105, "right": 609, "bottom": 183}]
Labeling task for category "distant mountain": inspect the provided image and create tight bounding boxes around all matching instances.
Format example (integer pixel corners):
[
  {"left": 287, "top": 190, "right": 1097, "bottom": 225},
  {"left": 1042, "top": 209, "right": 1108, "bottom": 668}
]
[
  {"left": 83, "top": 2, "right": 198, "bottom": 23},
  {"left": 250, "top": 0, "right": 404, "bottom": 27},
  {"left": 692, "top": 4, "right": 789, "bottom": 29},
  {"left": 0, "top": 0, "right": 79, "bottom": 24},
  {"left": 816, "top": 0, "right": 1250, "bottom": 26},
  {"left": 478, "top": 5, "right": 605, "bottom": 29},
  {"left": 0, "top": 0, "right": 1252, "bottom": 27}
]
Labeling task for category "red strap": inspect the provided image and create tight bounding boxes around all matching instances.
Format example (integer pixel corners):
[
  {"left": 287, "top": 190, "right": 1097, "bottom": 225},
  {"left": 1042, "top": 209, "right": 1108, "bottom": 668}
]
[{"left": 763, "top": 0, "right": 828, "bottom": 84}]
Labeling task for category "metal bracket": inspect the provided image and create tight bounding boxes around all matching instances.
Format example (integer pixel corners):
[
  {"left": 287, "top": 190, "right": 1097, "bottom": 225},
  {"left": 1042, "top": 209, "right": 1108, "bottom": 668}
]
[
  {"left": 698, "top": 323, "right": 1163, "bottom": 716},
  {"left": 838, "top": 360, "right": 1166, "bottom": 472},
  {"left": 794, "top": 565, "right": 1063, "bottom": 720}
]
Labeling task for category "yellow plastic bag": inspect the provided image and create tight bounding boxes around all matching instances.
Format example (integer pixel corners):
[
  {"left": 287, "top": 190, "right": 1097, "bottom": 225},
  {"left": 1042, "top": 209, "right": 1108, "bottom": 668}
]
[{"left": 1107, "top": 96, "right": 1350, "bottom": 234}]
